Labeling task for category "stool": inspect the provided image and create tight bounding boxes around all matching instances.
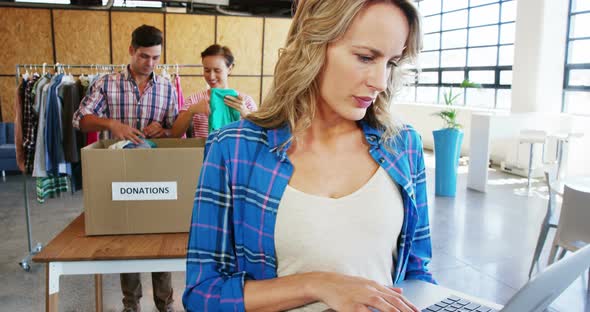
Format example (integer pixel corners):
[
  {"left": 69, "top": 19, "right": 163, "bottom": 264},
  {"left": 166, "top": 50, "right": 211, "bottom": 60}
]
[{"left": 519, "top": 130, "right": 547, "bottom": 192}]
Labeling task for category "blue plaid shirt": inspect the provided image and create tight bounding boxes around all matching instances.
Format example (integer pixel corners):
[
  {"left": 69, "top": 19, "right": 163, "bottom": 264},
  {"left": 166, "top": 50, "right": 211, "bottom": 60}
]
[{"left": 183, "top": 119, "right": 435, "bottom": 311}]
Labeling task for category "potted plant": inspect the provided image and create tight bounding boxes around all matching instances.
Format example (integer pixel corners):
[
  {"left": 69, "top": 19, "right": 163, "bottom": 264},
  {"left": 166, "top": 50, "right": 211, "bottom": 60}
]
[{"left": 432, "top": 79, "right": 480, "bottom": 197}]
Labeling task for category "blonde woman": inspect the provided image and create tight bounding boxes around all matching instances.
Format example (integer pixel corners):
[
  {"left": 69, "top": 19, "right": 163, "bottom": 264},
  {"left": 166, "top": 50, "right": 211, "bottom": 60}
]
[
  {"left": 184, "top": 1, "right": 434, "bottom": 311},
  {"left": 171, "top": 44, "right": 257, "bottom": 138}
]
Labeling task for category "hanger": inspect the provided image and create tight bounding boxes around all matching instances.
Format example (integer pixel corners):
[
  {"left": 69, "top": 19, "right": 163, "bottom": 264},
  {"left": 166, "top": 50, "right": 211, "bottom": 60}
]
[
  {"left": 42, "top": 62, "right": 47, "bottom": 76},
  {"left": 22, "top": 64, "right": 30, "bottom": 80},
  {"left": 161, "top": 65, "right": 171, "bottom": 80}
]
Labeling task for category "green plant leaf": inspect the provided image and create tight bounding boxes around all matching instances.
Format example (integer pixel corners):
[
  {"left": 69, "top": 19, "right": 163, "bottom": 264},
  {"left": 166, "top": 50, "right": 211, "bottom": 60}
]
[{"left": 460, "top": 79, "right": 482, "bottom": 88}]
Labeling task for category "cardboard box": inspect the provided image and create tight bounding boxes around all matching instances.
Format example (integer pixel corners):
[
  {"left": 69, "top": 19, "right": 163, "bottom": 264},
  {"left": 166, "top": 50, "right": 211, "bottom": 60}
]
[{"left": 82, "top": 138, "right": 205, "bottom": 235}]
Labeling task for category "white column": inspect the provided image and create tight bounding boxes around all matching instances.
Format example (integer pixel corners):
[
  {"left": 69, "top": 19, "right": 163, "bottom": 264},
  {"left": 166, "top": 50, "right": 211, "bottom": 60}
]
[{"left": 511, "top": 0, "right": 569, "bottom": 114}]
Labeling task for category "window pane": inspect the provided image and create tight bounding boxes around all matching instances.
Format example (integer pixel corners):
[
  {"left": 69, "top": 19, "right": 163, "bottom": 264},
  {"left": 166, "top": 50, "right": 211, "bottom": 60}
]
[
  {"left": 416, "top": 87, "right": 440, "bottom": 104},
  {"left": 418, "top": 0, "right": 442, "bottom": 16},
  {"left": 500, "top": 70, "right": 513, "bottom": 85},
  {"left": 466, "top": 88, "right": 495, "bottom": 108},
  {"left": 470, "top": 4, "right": 500, "bottom": 27},
  {"left": 500, "top": 23, "right": 516, "bottom": 44},
  {"left": 423, "top": 33, "right": 441, "bottom": 51},
  {"left": 423, "top": 15, "right": 441, "bottom": 34},
  {"left": 501, "top": 1, "right": 517, "bottom": 22},
  {"left": 443, "top": 0, "right": 468, "bottom": 12},
  {"left": 564, "top": 91, "right": 590, "bottom": 115},
  {"left": 470, "top": 0, "right": 498, "bottom": 6},
  {"left": 442, "top": 71, "right": 465, "bottom": 83},
  {"left": 496, "top": 89, "right": 512, "bottom": 110},
  {"left": 572, "top": 0, "right": 590, "bottom": 13},
  {"left": 468, "top": 47, "right": 498, "bottom": 66},
  {"left": 442, "top": 10, "right": 468, "bottom": 30},
  {"left": 418, "top": 71, "right": 439, "bottom": 84},
  {"left": 442, "top": 29, "right": 467, "bottom": 49},
  {"left": 418, "top": 51, "right": 440, "bottom": 68},
  {"left": 396, "top": 87, "right": 416, "bottom": 103},
  {"left": 569, "top": 69, "right": 590, "bottom": 87},
  {"left": 499, "top": 45, "right": 514, "bottom": 65},
  {"left": 568, "top": 40, "right": 590, "bottom": 64},
  {"left": 469, "top": 25, "right": 499, "bottom": 47},
  {"left": 441, "top": 49, "right": 467, "bottom": 67},
  {"left": 469, "top": 70, "right": 495, "bottom": 84},
  {"left": 570, "top": 13, "right": 590, "bottom": 38}
]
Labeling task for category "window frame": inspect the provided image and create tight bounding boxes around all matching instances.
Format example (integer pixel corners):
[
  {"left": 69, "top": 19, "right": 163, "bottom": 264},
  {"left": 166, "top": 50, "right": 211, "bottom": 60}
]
[
  {"left": 409, "top": 0, "right": 516, "bottom": 109},
  {"left": 562, "top": 0, "right": 590, "bottom": 112}
]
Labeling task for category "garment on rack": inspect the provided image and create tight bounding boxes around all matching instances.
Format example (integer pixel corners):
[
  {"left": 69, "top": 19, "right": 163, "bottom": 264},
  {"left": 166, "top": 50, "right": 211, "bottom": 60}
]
[
  {"left": 24, "top": 75, "right": 50, "bottom": 173},
  {"left": 45, "top": 74, "right": 68, "bottom": 177},
  {"left": 61, "top": 80, "right": 84, "bottom": 163},
  {"left": 15, "top": 79, "right": 26, "bottom": 172},
  {"left": 174, "top": 74, "right": 184, "bottom": 111},
  {"left": 32, "top": 80, "right": 51, "bottom": 178},
  {"left": 36, "top": 176, "right": 69, "bottom": 203}
]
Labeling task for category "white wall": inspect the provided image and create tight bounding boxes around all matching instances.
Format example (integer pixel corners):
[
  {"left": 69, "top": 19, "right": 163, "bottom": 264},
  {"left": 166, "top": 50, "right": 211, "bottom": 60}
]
[{"left": 393, "top": 103, "right": 590, "bottom": 176}]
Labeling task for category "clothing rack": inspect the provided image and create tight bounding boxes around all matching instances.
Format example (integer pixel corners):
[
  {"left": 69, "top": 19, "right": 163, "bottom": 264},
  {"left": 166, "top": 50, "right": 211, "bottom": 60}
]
[{"left": 15, "top": 62, "right": 199, "bottom": 272}]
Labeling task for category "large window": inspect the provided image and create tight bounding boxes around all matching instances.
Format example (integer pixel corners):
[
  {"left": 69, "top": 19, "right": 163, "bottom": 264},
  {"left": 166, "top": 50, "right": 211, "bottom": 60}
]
[
  {"left": 563, "top": 0, "right": 590, "bottom": 115},
  {"left": 399, "top": 0, "right": 517, "bottom": 110}
]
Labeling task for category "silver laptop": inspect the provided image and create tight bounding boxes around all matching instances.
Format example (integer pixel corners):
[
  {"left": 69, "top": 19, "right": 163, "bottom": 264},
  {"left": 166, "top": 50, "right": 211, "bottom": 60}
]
[{"left": 399, "top": 244, "right": 590, "bottom": 312}]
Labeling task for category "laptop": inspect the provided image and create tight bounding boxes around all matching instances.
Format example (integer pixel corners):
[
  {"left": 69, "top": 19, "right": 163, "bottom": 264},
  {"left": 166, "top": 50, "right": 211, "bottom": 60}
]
[{"left": 399, "top": 244, "right": 590, "bottom": 312}]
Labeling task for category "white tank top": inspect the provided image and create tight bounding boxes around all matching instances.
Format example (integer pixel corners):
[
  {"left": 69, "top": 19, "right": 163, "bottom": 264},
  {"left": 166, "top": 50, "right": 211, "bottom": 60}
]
[{"left": 274, "top": 167, "right": 405, "bottom": 312}]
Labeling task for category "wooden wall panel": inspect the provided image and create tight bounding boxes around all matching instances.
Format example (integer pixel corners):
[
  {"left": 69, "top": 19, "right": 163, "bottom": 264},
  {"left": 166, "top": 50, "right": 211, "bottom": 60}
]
[
  {"left": 53, "top": 10, "right": 110, "bottom": 65},
  {"left": 179, "top": 76, "right": 206, "bottom": 101},
  {"left": 0, "top": 77, "right": 17, "bottom": 122},
  {"left": 111, "top": 12, "right": 164, "bottom": 65},
  {"left": 166, "top": 14, "right": 214, "bottom": 75},
  {"left": 229, "top": 77, "right": 261, "bottom": 106},
  {"left": 263, "top": 18, "right": 291, "bottom": 76},
  {"left": 261, "top": 77, "right": 274, "bottom": 104},
  {"left": 217, "top": 16, "right": 263, "bottom": 76},
  {"left": 0, "top": 8, "right": 53, "bottom": 74}
]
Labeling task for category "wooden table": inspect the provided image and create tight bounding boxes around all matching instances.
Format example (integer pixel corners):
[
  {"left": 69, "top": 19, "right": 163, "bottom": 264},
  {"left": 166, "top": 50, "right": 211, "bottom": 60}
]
[{"left": 33, "top": 214, "right": 188, "bottom": 312}]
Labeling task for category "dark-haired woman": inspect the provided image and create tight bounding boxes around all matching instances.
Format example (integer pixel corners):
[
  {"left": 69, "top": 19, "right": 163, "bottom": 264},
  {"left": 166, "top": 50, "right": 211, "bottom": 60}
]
[{"left": 171, "top": 44, "right": 257, "bottom": 138}]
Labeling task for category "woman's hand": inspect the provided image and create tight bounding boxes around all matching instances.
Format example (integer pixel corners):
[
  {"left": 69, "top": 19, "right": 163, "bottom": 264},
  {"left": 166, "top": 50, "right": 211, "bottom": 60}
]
[
  {"left": 308, "top": 272, "right": 419, "bottom": 312},
  {"left": 188, "top": 98, "right": 210, "bottom": 115},
  {"left": 224, "top": 95, "right": 250, "bottom": 117}
]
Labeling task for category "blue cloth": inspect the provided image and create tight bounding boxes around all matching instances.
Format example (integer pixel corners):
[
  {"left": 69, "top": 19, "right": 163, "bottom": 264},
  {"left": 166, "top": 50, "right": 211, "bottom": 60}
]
[
  {"left": 183, "top": 119, "right": 435, "bottom": 311},
  {"left": 122, "top": 139, "right": 156, "bottom": 149},
  {"left": 44, "top": 74, "right": 65, "bottom": 177}
]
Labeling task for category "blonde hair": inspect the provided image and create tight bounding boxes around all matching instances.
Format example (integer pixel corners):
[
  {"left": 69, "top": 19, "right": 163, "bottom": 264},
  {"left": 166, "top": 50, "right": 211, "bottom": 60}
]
[{"left": 247, "top": 0, "right": 422, "bottom": 145}]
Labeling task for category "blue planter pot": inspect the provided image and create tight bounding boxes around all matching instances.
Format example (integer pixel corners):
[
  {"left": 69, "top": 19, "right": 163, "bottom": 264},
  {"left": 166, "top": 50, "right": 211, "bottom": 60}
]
[{"left": 433, "top": 128, "right": 464, "bottom": 197}]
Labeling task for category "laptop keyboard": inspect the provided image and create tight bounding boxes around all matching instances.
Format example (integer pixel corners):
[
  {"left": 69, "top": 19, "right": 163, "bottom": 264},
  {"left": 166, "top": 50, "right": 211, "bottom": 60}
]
[{"left": 422, "top": 295, "right": 498, "bottom": 312}]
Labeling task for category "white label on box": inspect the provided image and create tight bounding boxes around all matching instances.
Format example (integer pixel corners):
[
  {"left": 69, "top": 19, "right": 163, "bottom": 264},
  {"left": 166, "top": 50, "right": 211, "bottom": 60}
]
[{"left": 112, "top": 182, "right": 178, "bottom": 201}]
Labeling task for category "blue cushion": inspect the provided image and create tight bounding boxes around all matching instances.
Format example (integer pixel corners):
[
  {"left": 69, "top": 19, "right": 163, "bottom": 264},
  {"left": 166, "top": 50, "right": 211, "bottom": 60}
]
[
  {"left": 0, "top": 123, "right": 15, "bottom": 145},
  {"left": 0, "top": 123, "right": 6, "bottom": 145},
  {"left": 0, "top": 144, "right": 16, "bottom": 159}
]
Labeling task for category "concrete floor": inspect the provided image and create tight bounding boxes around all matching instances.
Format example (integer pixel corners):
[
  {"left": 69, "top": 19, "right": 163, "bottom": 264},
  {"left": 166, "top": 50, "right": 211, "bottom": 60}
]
[{"left": 0, "top": 152, "right": 589, "bottom": 312}]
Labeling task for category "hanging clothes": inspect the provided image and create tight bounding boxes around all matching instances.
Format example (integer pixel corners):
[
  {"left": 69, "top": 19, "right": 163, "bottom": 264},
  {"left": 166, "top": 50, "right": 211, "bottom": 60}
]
[
  {"left": 15, "top": 79, "right": 26, "bottom": 172},
  {"left": 23, "top": 75, "right": 50, "bottom": 174},
  {"left": 36, "top": 176, "right": 69, "bottom": 203},
  {"left": 174, "top": 74, "right": 184, "bottom": 111}
]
